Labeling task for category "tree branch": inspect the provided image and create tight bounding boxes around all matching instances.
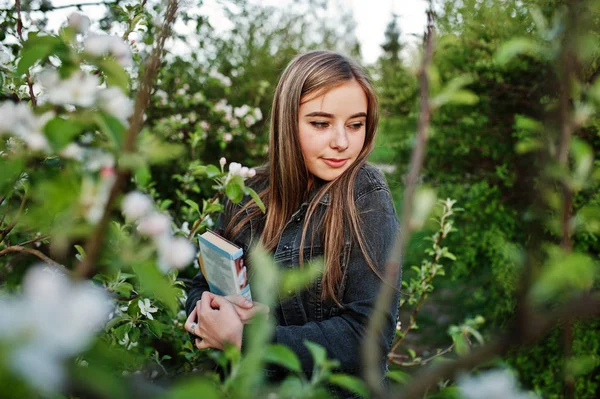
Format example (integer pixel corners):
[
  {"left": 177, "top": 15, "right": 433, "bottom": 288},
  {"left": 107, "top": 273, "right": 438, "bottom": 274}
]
[
  {"left": 15, "top": 0, "right": 37, "bottom": 107},
  {"left": 0, "top": 245, "right": 64, "bottom": 269},
  {"left": 74, "top": 0, "right": 180, "bottom": 279},
  {"left": 362, "top": 2, "right": 435, "bottom": 396},
  {"left": 0, "top": 1, "right": 118, "bottom": 13}
]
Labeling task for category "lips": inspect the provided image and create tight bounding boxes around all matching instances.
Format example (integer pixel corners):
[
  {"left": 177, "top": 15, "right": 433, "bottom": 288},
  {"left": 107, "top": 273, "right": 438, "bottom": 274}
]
[{"left": 321, "top": 158, "right": 349, "bottom": 168}]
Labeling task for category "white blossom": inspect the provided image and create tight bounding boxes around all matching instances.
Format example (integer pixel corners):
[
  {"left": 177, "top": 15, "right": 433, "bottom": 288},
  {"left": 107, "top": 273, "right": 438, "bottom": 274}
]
[
  {"left": 458, "top": 369, "right": 539, "bottom": 399},
  {"left": 244, "top": 114, "right": 256, "bottom": 127},
  {"left": 84, "top": 149, "right": 115, "bottom": 172},
  {"left": 0, "top": 45, "right": 12, "bottom": 67},
  {"left": 137, "top": 212, "right": 171, "bottom": 237},
  {"left": 138, "top": 298, "right": 158, "bottom": 320},
  {"left": 84, "top": 34, "right": 132, "bottom": 67},
  {"left": 247, "top": 168, "right": 256, "bottom": 178},
  {"left": 229, "top": 162, "right": 242, "bottom": 175},
  {"left": 199, "top": 120, "right": 210, "bottom": 130},
  {"left": 67, "top": 12, "right": 90, "bottom": 33},
  {"left": 253, "top": 107, "right": 263, "bottom": 121},
  {"left": 122, "top": 191, "right": 153, "bottom": 221},
  {"left": 60, "top": 143, "right": 84, "bottom": 160},
  {"left": 240, "top": 166, "right": 249, "bottom": 177},
  {"left": 0, "top": 265, "right": 111, "bottom": 393},
  {"left": 223, "top": 132, "right": 233, "bottom": 142},
  {"left": 234, "top": 104, "right": 251, "bottom": 118},
  {"left": 118, "top": 332, "right": 138, "bottom": 350},
  {"left": 22, "top": 132, "right": 49, "bottom": 152},
  {"left": 159, "top": 237, "right": 196, "bottom": 270},
  {"left": 97, "top": 87, "right": 134, "bottom": 124},
  {"left": 0, "top": 102, "right": 52, "bottom": 152},
  {"left": 42, "top": 70, "right": 100, "bottom": 108},
  {"left": 84, "top": 167, "right": 116, "bottom": 224}
]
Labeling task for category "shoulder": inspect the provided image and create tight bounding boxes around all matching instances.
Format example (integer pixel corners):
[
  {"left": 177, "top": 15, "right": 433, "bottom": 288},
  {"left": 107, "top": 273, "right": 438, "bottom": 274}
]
[{"left": 353, "top": 163, "right": 392, "bottom": 202}]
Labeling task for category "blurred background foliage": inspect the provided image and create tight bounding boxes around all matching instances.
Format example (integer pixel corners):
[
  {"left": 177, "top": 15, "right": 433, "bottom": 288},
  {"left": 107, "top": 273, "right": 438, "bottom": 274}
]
[{"left": 0, "top": 0, "right": 599, "bottom": 397}]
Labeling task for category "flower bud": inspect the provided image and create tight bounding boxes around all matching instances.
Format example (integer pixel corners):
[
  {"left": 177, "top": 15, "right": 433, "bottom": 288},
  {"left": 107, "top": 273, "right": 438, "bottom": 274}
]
[
  {"left": 247, "top": 168, "right": 256, "bottom": 178},
  {"left": 122, "top": 192, "right": 153, "bottom": 221},
  {"left": 229, "top": 162, "right": 242, "bottom": 175},
  {"left": 137, "top": 212, "right": 171, "bottom": 237},
  {"left": 67, "top": 12, "right": 91, "bottom": 34},
  {"left": 160, "top": 237, "right": 196, "bottom": 269},
  {"left": 219, "top": 157, "right": 226, "bottom": 168},
  {"left": 240, "top": 166, "right": 249, "bottom": 178}
]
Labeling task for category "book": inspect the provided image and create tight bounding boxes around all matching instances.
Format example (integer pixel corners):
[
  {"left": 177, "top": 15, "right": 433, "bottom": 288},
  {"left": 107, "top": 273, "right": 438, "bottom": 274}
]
[{"left": 197, "top": 230, "right": 252, "bottom": 302}]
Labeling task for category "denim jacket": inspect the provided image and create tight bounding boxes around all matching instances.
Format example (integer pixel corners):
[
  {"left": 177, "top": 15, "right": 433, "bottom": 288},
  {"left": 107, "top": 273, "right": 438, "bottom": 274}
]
[{"left": 186, "top": 163, "right": 401, "bottom": 393}]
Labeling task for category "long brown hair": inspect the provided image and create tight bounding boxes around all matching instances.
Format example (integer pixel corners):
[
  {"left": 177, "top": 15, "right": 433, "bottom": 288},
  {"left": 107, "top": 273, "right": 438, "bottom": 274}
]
[{"left": 225, "top": 50, "right": 380, "bottom": 304}]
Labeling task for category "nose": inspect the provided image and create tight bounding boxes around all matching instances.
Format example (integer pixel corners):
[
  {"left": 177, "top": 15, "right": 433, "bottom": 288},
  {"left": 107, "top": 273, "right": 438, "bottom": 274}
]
[{"left": 330, "top": 123, "right": 349, "bottom": 151}]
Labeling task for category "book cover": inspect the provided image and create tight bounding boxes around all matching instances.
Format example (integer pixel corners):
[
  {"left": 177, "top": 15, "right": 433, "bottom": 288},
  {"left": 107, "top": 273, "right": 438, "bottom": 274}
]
[{"left": 197, "top": 230, "right": 252, "bottom": 302}]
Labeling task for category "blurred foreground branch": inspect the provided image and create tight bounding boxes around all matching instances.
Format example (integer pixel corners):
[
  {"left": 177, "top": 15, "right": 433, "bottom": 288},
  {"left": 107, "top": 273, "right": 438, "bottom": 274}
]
[
  {"left": 362, "top": 2, "right": 435, "bottom": 396},
  {"left": 75, "top": 0, "right": 180, "bottom": 278}
]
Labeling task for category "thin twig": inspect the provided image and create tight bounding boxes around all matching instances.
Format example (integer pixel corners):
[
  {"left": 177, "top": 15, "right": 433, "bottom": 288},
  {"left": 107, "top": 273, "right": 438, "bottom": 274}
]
[
  {"left": 15, "top": 0, "right": 37, "bottom": 107},
  {"left": 0, "top": 245, "right": 64, "bottom": 269},
  {"left": 187, "top": 193, "right": 220, "bottom": 240},
  {"left": 0, "top": 1, "right": 117, "bottom": 13},
  {"left": 0, "top": 196, "right": 12, "bottom": 228},
  {"left": 389, "top": 343, "right": 455, "bottom": 367},
  {"left": 361, "top": 3, "right": 435, "bottom": 396},
  {"left": 74, "top": 0, "right": 180, "bottom": 279},
  {"left": 390, "top": 231, "right": 444, "bottom": 353},
  {"left": 0, "top": 193, "right": 27, "bottom": 244}
]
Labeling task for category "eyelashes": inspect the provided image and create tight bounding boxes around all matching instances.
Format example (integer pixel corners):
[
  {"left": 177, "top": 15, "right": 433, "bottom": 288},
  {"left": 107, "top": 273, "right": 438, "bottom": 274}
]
[{"left": 309, "top": 121, "right": 365, "bottom": 130}]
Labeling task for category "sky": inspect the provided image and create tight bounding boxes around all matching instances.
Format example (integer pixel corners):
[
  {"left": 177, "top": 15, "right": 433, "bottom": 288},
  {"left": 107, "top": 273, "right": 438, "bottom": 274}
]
[{"left": 35, "top": 0, "right": 430, "bottom": 65}]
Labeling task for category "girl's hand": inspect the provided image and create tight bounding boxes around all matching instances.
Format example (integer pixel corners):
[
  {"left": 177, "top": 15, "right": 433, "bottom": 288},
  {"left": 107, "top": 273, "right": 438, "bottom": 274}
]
[
  {"left": 187, "top": 291, "right": 243, "bottom": 350},
  {"left": 223, "top": 294, "right": 270, "bottom": 324}
]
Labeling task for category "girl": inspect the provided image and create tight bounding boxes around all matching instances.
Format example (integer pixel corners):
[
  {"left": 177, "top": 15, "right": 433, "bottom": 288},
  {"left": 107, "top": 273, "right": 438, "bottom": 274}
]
[{"left": 185, "top": 50, "right": 401, "bottom": 394}]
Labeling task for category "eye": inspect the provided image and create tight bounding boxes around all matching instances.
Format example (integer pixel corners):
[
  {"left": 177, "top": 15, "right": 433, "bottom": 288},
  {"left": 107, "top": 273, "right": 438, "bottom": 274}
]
[
  {"left": 310, "top": 121, "right": 329, "bottom": 129},
  {"left": 348, "top": 122, "right": 365, "bottom": 130}
]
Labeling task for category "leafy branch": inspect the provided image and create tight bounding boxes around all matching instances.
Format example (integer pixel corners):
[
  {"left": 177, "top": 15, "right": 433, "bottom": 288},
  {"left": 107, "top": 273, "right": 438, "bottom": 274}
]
[{"left": 389, "top": 198, "right": 458, "bottom": 356}]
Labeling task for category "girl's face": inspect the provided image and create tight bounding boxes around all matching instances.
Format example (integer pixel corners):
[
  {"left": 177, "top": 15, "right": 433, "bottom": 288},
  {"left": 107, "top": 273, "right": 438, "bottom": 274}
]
[{"left": 297, "top": 79, "right": 367, "bottom": 182}]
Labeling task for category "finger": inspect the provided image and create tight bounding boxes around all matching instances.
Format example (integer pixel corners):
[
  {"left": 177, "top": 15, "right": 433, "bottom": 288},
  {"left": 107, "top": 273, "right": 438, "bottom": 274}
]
[
  {"left": 185, "top": 307, "right": 198, "bottom": 332},
  {"left": 200, "top": 292, "right": 218, "bottom": 312},
  {"left": 225, "top": 294, "right": 253, "bottom": 309},
  {"left": 196, "top": 338, "right": 217, "bottom": 350}
]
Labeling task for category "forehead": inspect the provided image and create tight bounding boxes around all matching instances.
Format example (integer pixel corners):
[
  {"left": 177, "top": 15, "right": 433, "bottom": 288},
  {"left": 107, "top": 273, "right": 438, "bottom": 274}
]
[{"left": 299, "top": 80, "right": 368, "bottom": 115}]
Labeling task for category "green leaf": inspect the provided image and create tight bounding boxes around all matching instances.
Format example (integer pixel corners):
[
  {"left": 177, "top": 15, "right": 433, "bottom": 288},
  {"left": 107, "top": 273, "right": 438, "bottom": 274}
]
[
  {"left": 17, "top": 43, "right": 55, "bottom": 75},
  {"left": 147, "top": 320, "right": 164, "bottom": 338},
  {"left": 328, "top": 374, "right": 368, "bottom": 398},
  {"left": 495, "top": 38, "right": 546, "bottom": 65},
  {"left": 0, "top": 158, "right": 25, "bottom": 193},
  {"left": 205, "top": 164, "right": 221, "bottom": 179},
  {"left": 279, "top": 260, "right": 323, "bottom": 299},
  {"left": 451, "top": 332, "right": 469, "bottom": 356},
  {"left": 113, "top": 323, "right": 132, "bottom": 340},
  {"left": 386, "top": 369, "right": 410, "bottom": 384},
  {"left": 245, "top": 186, "right": 265, "bottom": 213},
  {"left": 134, "top": 262, "right": 179, "bottom": 314},
  {"left": 531, "top": 248, "right": 596, "bottom": 303},
  {"left": 304, "top": 340, "right": 326, "bottom": 366},
  {"left": 263, "top": 344, "right": 302, "bottom": 372},
  {"left": 185, "top": 199, "right": 201, "bottom": 216},
  {"left": 104, "top": 316, "right": 128, "bottom": 332},
  {"left": 225, "top": 176, "right": 244, "bottom": 204},
  {"left": 161, "top": 379, "right": 221, "bottom": 399},
  {"left": 98, "top": 59, "right": 129, "bottom": 93},
  {"left": 95, "top": 112, "right": 126, "bottom": 149},
  {"left": 44, "top": 117, "right": 85, "bottom": 150}
]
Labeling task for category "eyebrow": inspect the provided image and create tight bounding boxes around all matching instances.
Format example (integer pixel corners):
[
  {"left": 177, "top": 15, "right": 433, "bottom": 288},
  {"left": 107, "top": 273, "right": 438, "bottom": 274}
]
[{"left": 304, "top": 111, "right": 367, "bottom": 119}]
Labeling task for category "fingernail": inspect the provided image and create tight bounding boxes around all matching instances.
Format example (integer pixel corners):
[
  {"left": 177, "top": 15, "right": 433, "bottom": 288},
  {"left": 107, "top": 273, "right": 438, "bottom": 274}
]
[{"left": 245, "top": 298, "right": 252, "bottom": 306}]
